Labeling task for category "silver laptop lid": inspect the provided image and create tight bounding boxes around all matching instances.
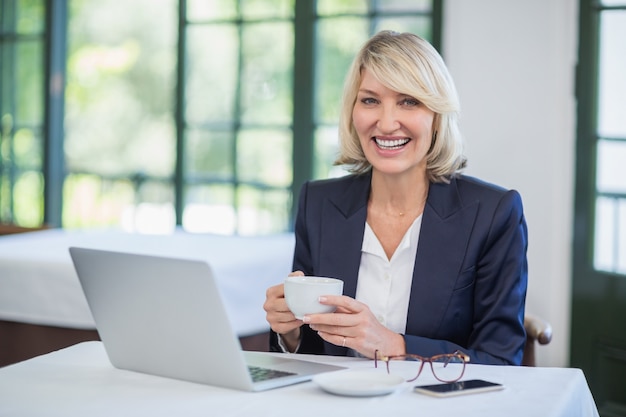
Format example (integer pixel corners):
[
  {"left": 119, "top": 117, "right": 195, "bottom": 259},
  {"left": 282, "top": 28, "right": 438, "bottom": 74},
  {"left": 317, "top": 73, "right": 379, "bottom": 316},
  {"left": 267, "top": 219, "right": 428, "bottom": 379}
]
[{"left": 69, "top": 247, "right": 343, "bottom": 391}]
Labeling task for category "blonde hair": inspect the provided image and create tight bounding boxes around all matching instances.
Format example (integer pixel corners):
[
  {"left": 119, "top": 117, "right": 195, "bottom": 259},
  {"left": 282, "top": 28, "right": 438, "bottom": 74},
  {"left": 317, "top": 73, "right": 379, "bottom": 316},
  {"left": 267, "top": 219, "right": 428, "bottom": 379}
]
[{"left": 335, "top": 30, "right": 467, "bottom": 183}]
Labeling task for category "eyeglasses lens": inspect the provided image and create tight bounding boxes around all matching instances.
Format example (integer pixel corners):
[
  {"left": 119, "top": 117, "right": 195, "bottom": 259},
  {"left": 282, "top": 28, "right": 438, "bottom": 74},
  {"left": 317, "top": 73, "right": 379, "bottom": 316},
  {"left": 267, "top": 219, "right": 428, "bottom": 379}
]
[
  {"left": 431, "top": 355, "right": 465, "bottom": 382},
  {"left": 386, "top": 356, "right": 423, "bottom": 380}
]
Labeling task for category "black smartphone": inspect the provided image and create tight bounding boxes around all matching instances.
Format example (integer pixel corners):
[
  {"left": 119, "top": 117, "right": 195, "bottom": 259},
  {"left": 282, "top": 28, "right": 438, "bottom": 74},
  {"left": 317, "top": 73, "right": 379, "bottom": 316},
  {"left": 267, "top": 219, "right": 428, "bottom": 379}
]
[{"left": 414, "top": 379, "right": 504, "bottom": 397}]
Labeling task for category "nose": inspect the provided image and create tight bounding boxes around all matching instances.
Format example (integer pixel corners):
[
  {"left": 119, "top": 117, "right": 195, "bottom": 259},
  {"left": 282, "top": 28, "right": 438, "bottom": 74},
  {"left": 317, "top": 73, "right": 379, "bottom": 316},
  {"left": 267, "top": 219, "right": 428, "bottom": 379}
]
[{"left": 376, "top": 104, "right": 400, "bottom": 133}]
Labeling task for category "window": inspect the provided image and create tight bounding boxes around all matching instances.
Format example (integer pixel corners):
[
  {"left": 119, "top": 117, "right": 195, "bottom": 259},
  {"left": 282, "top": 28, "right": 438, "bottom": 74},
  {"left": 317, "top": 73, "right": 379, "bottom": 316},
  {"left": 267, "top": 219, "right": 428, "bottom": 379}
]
[
  {"left": 593, "top": 2, "right": 626, "bottom": 274},
  {"left": 576, "top": 0, "right": 626, "bottom": 275},
  {"left": 0, "top": 0, "right": 46, "bottom": 227},
  {"left": 0, "top": 0, "right": 441, "bottom": 235},
  {"left": 63, "top": 0, "right": 178, "bottom": 232},
  {"left": 571, "top": 3, "right": 626, "bottom": 409},
  {"left": 181, "top": 0, "right": 295, "bottom": 235},
  {"left": 181, "top": 0, "right": 439, "bottom": 234}
]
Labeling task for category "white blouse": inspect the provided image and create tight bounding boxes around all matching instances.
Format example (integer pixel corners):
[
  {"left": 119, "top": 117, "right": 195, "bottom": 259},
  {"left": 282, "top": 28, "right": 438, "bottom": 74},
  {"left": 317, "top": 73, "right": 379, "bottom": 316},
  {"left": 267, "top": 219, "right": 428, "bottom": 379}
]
[{"left": 355, "top": 215, "right": 422, "bottom": 334}]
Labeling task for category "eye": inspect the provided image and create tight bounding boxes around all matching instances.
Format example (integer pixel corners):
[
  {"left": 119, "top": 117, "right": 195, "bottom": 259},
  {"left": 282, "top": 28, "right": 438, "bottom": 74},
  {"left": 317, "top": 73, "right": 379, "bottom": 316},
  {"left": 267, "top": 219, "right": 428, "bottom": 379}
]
[
  {"left": 360, "top": 97, "right": 379, "bottom": 105},
  {"left": 400, "top": 97, "right": 420, "bottom": 107}
]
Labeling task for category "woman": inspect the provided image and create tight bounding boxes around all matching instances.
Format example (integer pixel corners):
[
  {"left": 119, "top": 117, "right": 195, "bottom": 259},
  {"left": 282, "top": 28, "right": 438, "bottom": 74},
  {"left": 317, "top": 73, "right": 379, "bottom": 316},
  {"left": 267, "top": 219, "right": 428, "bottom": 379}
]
[{"left": 263, "top": 30, "right": 528, "bottom": 365}]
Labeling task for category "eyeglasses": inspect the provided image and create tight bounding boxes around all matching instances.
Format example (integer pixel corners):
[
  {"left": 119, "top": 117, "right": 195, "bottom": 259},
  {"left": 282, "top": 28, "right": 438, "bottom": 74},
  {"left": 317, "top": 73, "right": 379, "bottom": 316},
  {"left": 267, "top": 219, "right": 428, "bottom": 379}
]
[{"left": 374, "top": 350, "right": 470, "bottom": 383}]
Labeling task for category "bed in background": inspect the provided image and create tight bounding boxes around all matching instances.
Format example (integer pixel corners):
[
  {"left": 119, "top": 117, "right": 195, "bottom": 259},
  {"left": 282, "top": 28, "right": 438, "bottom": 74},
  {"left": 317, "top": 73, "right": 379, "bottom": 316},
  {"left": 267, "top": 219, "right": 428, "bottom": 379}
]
[{"left": 0, "top": 228, "right": 294, "bottom": 366}]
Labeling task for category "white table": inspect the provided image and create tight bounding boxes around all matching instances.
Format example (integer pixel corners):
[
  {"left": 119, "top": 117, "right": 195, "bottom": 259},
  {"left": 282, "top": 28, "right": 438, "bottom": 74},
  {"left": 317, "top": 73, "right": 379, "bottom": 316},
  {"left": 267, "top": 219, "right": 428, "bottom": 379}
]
[
  {"left": 0, "top": 229, "right": 294, "bottom": 335},
  {"left": 0, "top": 342, "right": 599, "bottom": 417}
]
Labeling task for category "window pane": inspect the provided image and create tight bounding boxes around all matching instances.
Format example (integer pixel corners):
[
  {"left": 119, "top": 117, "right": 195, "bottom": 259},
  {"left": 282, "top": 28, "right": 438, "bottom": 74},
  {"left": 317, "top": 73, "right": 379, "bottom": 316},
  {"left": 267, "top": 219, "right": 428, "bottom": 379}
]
[
  {"left": 12, "top": 127, "right": 41, "bottom": 168},
  {"left": 0, "top": 0, "right": 45, "bottom": 226},
  {"left": 240, "top": 22, "right": 293, "bottom": 125},
  {"left": 237, "top": 128, "right": 292, "bottom": 187},
  {"left": 186, "top": 25, "right": 239, "bottom": 125},
  {"left": 314, "top": 126, "right": 349, "bottom": 179},
  {"left": 317, "top": 0, "right": 368, "bottom": 15},
  {"left": 66, "top": 0, "right": 177, "bottom": 177},
  {"left": 65, "top": 0, "right": 177, "bottom": 231},
  {"left": 315, "top": 18, "right": 369, "bottom": 125},
  {"left": 595, "top": 197, "right": 615, "bottom": 272},
  {"left": 596, "top": 139, "right": 626, "bottom": 193},
  {"left": 375, "top": 16, "right": 432, "bottom": 39},
  {"left": 594, "top": 197, "right": 626, "bottom": 274},
  {"left": 183, "top": 184, "right": 235, "bottom": 234},
  {"left": 600, "top": 0, "right": 626, "bottom": 6},
  {"left": 63, "top": 174, "right": 136, "bottom": 228},
  {"left": 115, "top": 179, "right": 175, "bottom": 234},
  {"left": 16, "top": 0, "right": 45, "bottom": 34},
  {"left": 187, "top": 0, "right": 237, "bottom": 20},
  {"left": 185, "top": 128, "right": 234, "bottom": 179},
  {"left": 16, "top": 42, "right": 43, "bottom": 125},
  {"left": 13, "top": 170, "right": 44, "bottom": 225},
  {"left": 240, "top": 0, "right": 293, "bottom": 19},
  {"left": 620, "top": 200, "right": 626, "bottom": 273},
  {"left": 598, "top": 11, "right": 626, "bottom": 138},
  {"left": 375, "top": 0, "right": 432, "bottom": 12},
  {"left": 237, "top": 185, "right": 290, "bottom": 235}
]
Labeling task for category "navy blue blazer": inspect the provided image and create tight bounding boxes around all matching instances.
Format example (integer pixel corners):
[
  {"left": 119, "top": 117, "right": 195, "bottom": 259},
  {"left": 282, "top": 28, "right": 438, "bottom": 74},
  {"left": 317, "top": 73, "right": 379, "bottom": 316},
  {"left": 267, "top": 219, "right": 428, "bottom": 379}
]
[{"left": 270, "top": 173, "right": 528, "bottom": 365}]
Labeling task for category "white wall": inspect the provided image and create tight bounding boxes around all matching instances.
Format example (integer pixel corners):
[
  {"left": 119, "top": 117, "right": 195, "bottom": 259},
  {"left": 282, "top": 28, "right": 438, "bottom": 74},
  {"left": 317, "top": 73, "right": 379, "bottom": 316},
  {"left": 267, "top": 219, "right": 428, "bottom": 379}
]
[{"left": 443, "top": 0, "right": 579, "bottom": 367}]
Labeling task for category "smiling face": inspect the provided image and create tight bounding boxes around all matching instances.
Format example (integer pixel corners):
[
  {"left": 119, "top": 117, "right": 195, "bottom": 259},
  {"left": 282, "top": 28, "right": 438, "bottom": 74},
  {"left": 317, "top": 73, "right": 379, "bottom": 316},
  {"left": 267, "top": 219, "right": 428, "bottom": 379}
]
[{"left": 352, "top": 69, "right": 435, "bottom": 180}]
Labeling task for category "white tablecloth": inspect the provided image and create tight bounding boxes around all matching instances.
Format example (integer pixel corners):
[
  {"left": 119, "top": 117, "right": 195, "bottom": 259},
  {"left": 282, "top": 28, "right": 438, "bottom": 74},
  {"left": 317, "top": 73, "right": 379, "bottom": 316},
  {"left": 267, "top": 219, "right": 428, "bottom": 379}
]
[
  {"left": 0, "top": 229, "right": 294, "bottom": 335},
  {"left": 0, "top": 342, "right": 598, "bottom": 417}
]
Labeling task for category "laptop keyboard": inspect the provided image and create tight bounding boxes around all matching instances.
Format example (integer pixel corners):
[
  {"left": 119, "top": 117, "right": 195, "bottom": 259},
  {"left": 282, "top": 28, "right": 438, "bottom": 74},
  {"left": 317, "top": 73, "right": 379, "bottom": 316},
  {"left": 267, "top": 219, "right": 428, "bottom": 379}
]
[{"left": 248, "top": 366, "right": 297, "bottom": 383}]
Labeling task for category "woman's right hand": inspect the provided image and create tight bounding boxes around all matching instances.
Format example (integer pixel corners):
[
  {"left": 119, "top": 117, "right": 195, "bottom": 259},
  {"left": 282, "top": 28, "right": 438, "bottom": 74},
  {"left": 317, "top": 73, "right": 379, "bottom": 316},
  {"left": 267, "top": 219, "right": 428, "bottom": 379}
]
[{"left": 263, "top": 271, "right": 304, "bottom": 352}]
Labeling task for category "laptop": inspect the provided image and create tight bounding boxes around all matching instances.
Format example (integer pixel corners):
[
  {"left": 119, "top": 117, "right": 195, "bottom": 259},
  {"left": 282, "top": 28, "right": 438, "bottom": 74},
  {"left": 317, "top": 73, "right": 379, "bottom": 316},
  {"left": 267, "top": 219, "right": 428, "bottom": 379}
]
[{"left": 69, "top": 246, "right": 344, "bottom": 391}]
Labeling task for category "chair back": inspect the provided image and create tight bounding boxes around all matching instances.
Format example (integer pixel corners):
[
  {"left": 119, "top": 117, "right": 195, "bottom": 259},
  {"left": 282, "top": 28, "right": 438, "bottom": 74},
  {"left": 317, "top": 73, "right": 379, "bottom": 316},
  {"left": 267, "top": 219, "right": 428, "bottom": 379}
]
[{"left": 522, "top": 313, "right": 553, "bottom": 366}]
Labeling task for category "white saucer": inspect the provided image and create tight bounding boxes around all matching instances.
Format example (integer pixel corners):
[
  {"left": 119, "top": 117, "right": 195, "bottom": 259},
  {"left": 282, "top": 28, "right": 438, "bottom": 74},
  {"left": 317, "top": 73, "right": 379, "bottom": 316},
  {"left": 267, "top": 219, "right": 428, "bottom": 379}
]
[{"left": 313, "top": 369, "right": 405, "bottom": 397}]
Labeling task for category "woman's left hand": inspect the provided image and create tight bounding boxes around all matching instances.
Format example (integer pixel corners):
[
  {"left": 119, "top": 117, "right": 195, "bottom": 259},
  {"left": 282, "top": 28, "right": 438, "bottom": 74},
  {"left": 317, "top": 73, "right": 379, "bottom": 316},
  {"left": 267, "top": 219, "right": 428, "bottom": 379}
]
[{"left": 303, "top": 295, "right": 406, "bottom": 359}]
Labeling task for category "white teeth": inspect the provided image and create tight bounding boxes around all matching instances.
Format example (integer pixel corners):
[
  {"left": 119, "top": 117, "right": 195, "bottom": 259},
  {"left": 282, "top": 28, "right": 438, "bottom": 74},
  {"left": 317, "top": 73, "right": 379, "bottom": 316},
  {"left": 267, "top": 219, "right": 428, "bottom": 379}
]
[{"left": 374, "top": 137, "right": 410, "bottom": 149}]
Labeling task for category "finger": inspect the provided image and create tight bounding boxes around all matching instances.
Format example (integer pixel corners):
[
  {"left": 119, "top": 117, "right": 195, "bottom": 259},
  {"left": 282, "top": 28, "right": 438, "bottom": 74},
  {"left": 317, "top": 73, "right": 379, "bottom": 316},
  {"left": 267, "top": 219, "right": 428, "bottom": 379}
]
[
  {"left": 264, "top": 297, "right": 293, "bottom": 316},
  {"left": 263, "top": 288, "right": 281, "bottom": 312},
  {"left": 288, "top": 270, "right": 305, "bottom": 277},
  {"left": 274, "top": 314, "right": 303, "bottom": 326},
  {"left": 271, "top": 320, "right": 303, "bottom": 336},
  {"left": 305, "top": 311, "right": 353, "bottom": 327},
  {"left": 266, "top": 308, "right": 303, "bottom": 333},
  {"left": 333, "top": 305, "right": 353, "bottom": 314},
  {"left": 316, "top": 330, "right": 350, "bottom": 349},
  {"left": 303, "top": 301, "right": 363, "bottom": 325},
  {"left": 318, "top": 295, "right": 364, "bottom": 312},
  {"left": 309, "top": 323, "right": 349, "bottom": 338},
  {"left": 265, "top": 283, "right": 285, "bottom": 299}
]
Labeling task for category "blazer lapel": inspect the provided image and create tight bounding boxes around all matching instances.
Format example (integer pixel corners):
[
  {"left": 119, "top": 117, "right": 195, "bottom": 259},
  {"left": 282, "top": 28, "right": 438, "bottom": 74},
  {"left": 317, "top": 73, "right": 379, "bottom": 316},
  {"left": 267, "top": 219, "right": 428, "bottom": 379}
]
[
  {"left": 317, "top": 174, "right": 370, "bottom": 298},
  {"left": 405, "top": 179, "right": 479, "bottom": 337}
]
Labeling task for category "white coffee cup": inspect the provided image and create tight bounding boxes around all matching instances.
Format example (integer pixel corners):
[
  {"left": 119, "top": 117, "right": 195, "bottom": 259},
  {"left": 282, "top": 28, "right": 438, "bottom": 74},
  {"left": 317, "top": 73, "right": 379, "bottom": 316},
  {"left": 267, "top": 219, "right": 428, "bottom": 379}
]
[{"left": 284, "top": 276, "right": 344, "bottom": 320}]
